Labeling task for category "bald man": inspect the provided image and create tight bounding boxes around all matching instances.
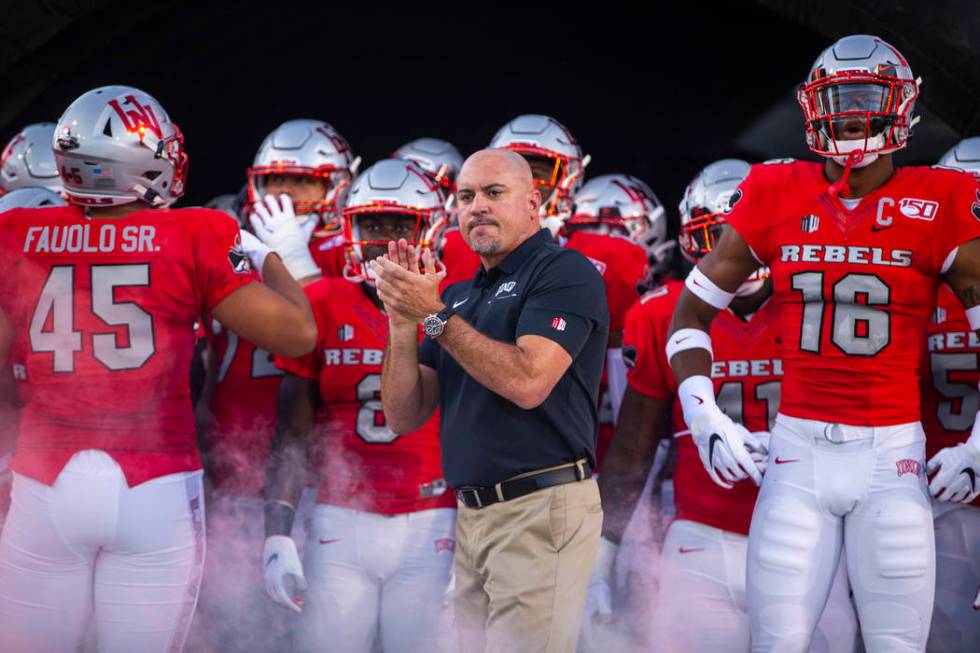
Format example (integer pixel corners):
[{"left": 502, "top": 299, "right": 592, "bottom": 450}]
[{"left": 374, "top": 149, "right": 609, "bottom": 652}]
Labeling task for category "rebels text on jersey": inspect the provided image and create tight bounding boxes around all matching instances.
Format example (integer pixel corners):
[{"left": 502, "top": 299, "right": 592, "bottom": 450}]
[
  {"left": 726, "top": 161, "right": 980, "bottom": 426},
  {"left": 626, "top": 279, "right": 782, "bottom": 535},
  {"left": 276, "top": 278, "right": 453, "bottom": 514},
  {"left": 922, "top": 284, "right": 980, "bottom": 458},
  {"left": 206, "top": 323, "right": 283, "bottom": 497},
  {"left": 0, "top": 206, "right": 255, "bottom": 486}
]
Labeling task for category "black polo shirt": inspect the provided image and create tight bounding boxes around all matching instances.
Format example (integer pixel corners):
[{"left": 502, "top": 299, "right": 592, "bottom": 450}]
[{"left": 419, "top": 228, "right": 608, "bottom": 487}]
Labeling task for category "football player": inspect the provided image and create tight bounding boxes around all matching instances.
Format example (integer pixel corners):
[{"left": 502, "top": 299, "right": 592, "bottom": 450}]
[
  {"left": 0, "top": 122, "right": 61, "bottom": 195},
  {"left": 263, "top": 159, "right": 454, "bottom": 652},
  {"left": 390, "top": 137, "right": 480, "bottom": 287},
  {"left": 247, "top": 119, "right": 360, "bottom": 281},
  {"left": 490, "top": 114, "right": 589, "bottom": 239},
  {"left": 667, "top": 35, "right": 980, "bottom": 652},
  {"left": 921, "top": 137, "right": 980, "bottom": 652},
  {"left": 587, "top": 159, "right": 858, "bottom": 651},
  {"left": 565, "top": 174, "right": 666, "bottom": 463},
  {"left": 0, "top": 85, "right": 316, "bottom": 653}
]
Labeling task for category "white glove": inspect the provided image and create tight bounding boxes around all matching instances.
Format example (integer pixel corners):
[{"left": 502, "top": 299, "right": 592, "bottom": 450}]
[
  {"left": 239, "top": 229, "right": 271, "bottom": 275},
  {"left": 926, "top": 439, "right": 980, "bottom": 503},
  {"left": 744, "top": 430, "right": 771, "bottom": 476},
  {"left": 249, "top": 194, "right": 320, "bottom": 280},
  {"left": 974, "top": 586, "right": 980, "bottom": 610},
  {"left": 679, "top": 376, "right": 763, "bottom": 490},
  {"left": 263, "top": 535, "right": 307, "bottom": 613},
  {"left": 584, "top": 536, "right": 617, "bottom": 621}
]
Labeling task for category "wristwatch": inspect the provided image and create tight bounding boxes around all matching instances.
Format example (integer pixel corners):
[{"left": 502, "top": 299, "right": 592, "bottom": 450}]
[{"left": 422, "top": 306, "right": 455, "bottom": 338}]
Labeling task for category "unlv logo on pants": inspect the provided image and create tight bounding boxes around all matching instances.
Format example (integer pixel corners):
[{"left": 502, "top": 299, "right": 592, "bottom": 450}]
[
  {"left": 895, "top": 459, "right": 922, "bottom": 478},
  {"left": 108, "top": 95, "right": 163, "bottom": 140}
]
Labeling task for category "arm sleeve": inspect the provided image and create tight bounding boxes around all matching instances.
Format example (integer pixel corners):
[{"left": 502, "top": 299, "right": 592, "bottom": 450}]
[
  {"left": 935, "top": 173, "right": 980, "bottom": 273},
  {"left": 515, "top": 250, "right": 609, "bottom": 359},
  {"left": 195, "top": 211, "right": 256, "bottom": 310},
  {"left": 723, "top": 164, "right": 773, "bottom": 265},
  {"left": 274, "top": 281, "right": 325, "bottom": 380},
  {"left": 623, "top": 293, "right": 676, "bottom": 400}
]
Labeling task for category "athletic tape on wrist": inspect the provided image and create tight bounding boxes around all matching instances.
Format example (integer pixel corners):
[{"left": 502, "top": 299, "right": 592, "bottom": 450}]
[
  {"left": 665, "top": 328, "right": 713, "bottom": 361},
  {"left": 685, "top": 266, "right": 735, "bottom": 310},
  {"left": 966, "top": 304, "right": 980, "bottom": 332},
  {"left": 677, "top": 375, "right": 717, "bottom": 427}
]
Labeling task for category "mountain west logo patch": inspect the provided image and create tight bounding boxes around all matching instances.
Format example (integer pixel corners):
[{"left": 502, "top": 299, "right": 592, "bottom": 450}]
[
  {"left": 800, "top": 214, "right": 820, "bottom": 233},
  {"left": 228, "top": 234, "right": 252, "bottom": 274}
]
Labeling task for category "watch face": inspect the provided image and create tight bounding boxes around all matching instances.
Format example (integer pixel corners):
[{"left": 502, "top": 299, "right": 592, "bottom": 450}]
[{"left": 423, "top": 315, "right": 444, "bottom": 337}]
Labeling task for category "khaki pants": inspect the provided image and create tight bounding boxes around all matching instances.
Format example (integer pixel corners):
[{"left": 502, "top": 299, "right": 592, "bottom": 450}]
[{"left": 454, "top": 477, "right": 602, "bottom": 653}]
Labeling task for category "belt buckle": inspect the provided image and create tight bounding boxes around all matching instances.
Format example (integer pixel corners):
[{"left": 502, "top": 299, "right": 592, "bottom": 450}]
[{"left": 458, "top": 487, "right": 483, "bottom": 508}]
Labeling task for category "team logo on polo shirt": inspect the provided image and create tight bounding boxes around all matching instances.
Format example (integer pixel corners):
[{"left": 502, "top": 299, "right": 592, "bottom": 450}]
[
  {"left": 495, "top": 281, "right": 518, "bottom": 298},
  {"left": 551, "top": 317, "right": 567, "bottom": 331}
]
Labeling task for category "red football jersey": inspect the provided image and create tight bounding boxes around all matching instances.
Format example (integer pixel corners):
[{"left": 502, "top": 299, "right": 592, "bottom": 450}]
[
  {"left": 440, "top": 226, "right": 481, "bottom": 290},
  {"left": 310, "top": 232, "right": 346, "bottom": 278},
  {"left": 727, "top": 161, "right": 980, "bottom": 426},
  {"left": 565, "top": 230, "right": 647, "bottom": 465},
  {"left": 276, "top": 278, "right": 452, "bottom": 515},
  {"left": 921, "top": 284, "right": 979, "bottom": 458},
  {"left": 624, "top": 279, "right": 782, "bottom": 535},
  {"left": 206, "top": 324, "right": 283, "bottom": 497},
  {"left": 0, "top": 205, "right": 255, "bottom": 486}
]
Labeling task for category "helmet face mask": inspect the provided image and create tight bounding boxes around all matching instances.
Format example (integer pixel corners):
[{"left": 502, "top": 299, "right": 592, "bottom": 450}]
[
  {"left": 489, "top": 115, "right": 586, "bottom": 221},
  {"left": 798, "top": 35, "right": 918, "bottom": 160},
  {"left": 342, "top": 160, "right": 446, "bottom": 284},
  {"left": 247, "top": 120, "right": 358, "bottom": 234}
]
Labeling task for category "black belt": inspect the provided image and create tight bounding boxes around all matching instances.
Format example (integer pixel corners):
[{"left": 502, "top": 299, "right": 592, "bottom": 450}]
[{"left": 454, "top": 460, "right": 592, "bottom": 509}]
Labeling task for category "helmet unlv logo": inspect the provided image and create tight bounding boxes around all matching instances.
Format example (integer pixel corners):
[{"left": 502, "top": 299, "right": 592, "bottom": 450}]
[{"left": 108, "top": 95, "right": 163, "bottom": 141}]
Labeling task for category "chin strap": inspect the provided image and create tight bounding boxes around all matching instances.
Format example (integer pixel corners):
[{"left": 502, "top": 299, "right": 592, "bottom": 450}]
[{"left": 827, "top": 150, "right": 864, "bottom": 200}]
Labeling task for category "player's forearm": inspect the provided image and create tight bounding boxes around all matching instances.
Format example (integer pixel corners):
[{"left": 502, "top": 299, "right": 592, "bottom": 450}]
[
  {"left": 260, "top": 254, "right": 317, "bottom": 344},
  {"left": 437, "top": 316, "right": 549, "bottom": 409},
  {"left": 264, "top": 430, "right": 307, "bottom": 537},
  {"left": 598, "top": 391, "right": 670, "bottom": 543},
  {"left": 667, "top": 288, "right": 718, "bottom": 383},
  {"left": 381, "top": 323, "right": 431, "bottom": 433}
]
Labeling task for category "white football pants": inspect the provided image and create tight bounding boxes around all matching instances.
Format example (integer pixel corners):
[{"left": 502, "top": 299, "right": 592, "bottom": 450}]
[
  {"left": 650, "top": 519, "right": 858, "bottom": 652},
  {"left": 296, "top": 504, "right": 456, "bottom": 653},
  {"left": 747, "top": 414, "right": 934, "bottom": 652},
  {"left": 927, "top": 502, "right": 980, "bottom": 652},
  {"left": 0, "top": 450, "right": 204, "bottom": 653}
]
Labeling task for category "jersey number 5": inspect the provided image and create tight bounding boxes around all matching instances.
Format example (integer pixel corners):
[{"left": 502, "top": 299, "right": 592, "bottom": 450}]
[{"left": 29, "top": 264, "right": 155, "bottom": 372}]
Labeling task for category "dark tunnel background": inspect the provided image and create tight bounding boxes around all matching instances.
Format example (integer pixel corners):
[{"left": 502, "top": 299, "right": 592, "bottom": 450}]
[{"left": 1, "top": 0, "right": 978, "bottom": 231}]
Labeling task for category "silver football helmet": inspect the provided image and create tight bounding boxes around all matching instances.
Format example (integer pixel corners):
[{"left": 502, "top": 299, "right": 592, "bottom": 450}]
[
  {"left": 392, "top": 137, "right": 463, "bottom": 194},
  {"left": 53, "top": 86, "right": 187, "bottom": 207},
  {"left": 343, "top": 159, "right": 446, "bottom": 282},
  {"left": 937, "top": 137, "right": 980, "bottom": 181},
  {"left": 1, "top": 123, "right": 60, "bottom": 194},
  {"left": 0, "top": 186, "right": 67, "bottom": 212},
  {"left": 679, "top": 158, "right": 767, "bottom": 296},
  {"left": 247, "top": 119, "right": 360, "bottom": 235},
  {"left": 798, "top": 34, "right": 919, "bottom": 166},
  {"left": 569, "top": 174, "right": 672, "bottom": 271},
  {"left": 489, "top": 114, "right": 588, "bottom": 231}
]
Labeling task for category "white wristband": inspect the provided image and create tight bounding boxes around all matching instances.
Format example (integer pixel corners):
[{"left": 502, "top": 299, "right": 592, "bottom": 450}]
[
  {"left": 686, "top": 266, "right": 735, "bottom": 310},
  {"left": 966, "top": 304, "right": 980, "bottom": 331},
  {"left": 677, "top": 375, "right": 717, "bottom": 428},
  {"left": 666, "top": 328, "right": 713, "bottom": 362}
]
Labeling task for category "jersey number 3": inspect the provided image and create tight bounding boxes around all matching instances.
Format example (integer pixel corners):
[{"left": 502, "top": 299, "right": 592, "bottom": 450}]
[{"left": 29, "top": 264, "right": 155, "bottom": 372}]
